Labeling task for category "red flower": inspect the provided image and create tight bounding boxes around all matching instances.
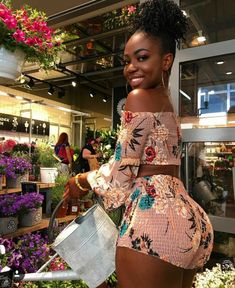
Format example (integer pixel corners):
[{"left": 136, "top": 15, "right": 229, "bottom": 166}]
[
  {"left": 124, "top": 111, "right": 133, "bottom": 123},
  {"left": 144, "top": 146, "right": 155, "bottom": 162},
  {"left": 146, "top": 185, "right": 156, "bottom": 197}
]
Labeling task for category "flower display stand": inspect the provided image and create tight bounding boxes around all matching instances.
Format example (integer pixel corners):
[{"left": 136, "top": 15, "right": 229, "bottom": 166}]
[
  {"left": 0, "top": 216, "right": 18, "bottom": 235},
  {"left": 0, "top": 46, "right": 25, "bottom": 84},
  {"left": 19, "top": 207, "right": 42, "bottom": 227}
]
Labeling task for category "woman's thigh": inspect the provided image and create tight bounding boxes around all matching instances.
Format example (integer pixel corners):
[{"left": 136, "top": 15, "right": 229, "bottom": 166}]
[{"left": 116, "top": 247, "right": 184, "bottom": 288}]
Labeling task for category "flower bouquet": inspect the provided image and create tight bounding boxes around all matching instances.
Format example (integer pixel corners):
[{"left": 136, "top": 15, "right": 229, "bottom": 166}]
[
  {"left": 0, "top": 0, "right": 64, "bottom": 78},
  {"left": 18, "top": 192, "right": 44, "bottom": 227},
  {"left": 0, "top": 193, "right": 20, "bottom": 235}
]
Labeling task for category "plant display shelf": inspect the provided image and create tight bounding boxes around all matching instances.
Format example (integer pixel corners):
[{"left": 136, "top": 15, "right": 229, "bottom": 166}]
[
  {"left": 2, "top": 214, "right": 76, "bottom": 239},
  {"left": 0, "top": 182, "right": 55, "bottom": 195}
]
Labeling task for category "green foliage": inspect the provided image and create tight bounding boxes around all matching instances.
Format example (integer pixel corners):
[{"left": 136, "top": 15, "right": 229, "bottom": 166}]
[
  {"left": 103, "top": 4, "right": 139, "bottom": 31},
  {"left": 36, "top": 142, "right": 58, "bottom": 168},
  {"left": 51, "top": 173, "right": 70, "bottom": 205},
  {"left": 22, "top": 279, "right": 88, "bottom": 287}
]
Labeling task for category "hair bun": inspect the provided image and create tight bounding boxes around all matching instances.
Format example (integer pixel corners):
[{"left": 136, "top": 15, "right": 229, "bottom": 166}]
[{"left": 130, "top": 0, "right": 188, "bottom": 46}]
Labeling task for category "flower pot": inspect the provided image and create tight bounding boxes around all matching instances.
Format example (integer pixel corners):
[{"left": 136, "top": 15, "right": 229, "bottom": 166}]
[
  {"left": 0, "top": 216, "right": 18, "bottom": 235},
  {"left": 19, "top": 207, "right": 42, "bottom": 227},
  {"left": 6, "top": 174, "right": 23, "bottom": 188},
  {"left": 0, "top": 46, "right": 25, "bottom": 84},
  {"left": 56, "top": 205, "right": 68, "bottom": 218},
  {"left": 40, "top": 167, "right": 58, "bottom": 183}
]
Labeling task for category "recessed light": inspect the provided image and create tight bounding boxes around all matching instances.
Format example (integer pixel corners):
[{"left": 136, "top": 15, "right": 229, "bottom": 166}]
[
  {"left": 197, "top": 31, "right": 206, "bottom": 43},
  {"left": 226, "top": 71, "right": 233, "bottom": 75},
  {"left": 197, "top": 35, "right": 206, "bottom": 42},
  {"left": 15, "top": 96, "right": 23, "bottom": 100},
  {"left": 216, "top": 61, "right": 224, "bottom": 65}
]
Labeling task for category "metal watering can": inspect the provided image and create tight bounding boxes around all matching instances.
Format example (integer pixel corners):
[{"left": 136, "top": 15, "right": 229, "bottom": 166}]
[{"left": 12, "top": 201, "right": 119, "bottom": 288}]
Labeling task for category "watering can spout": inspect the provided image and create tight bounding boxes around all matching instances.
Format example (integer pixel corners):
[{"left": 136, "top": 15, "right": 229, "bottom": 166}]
[{"left": 14, "top": 270, "right": 81, "bottom": 282}]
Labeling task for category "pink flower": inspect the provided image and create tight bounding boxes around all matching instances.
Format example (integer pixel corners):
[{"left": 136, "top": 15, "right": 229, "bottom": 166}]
[
  {"left": 3, "top": 139, "right": 17, "bottom": 153},
  {"left": 13, "top": 29, "right": 26, "bottom": 42},
  {"left": 3, "top": 15, "right": 17, "bottom": 29},
  {"left": 0, "top": 3, "right": 10, "bottom": 19},
  {"left": 127, "top": 5, "right": 136, "bottom": 15}
]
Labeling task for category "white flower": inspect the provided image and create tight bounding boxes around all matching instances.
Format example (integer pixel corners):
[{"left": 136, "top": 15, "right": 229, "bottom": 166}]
[{"left": 0, "top": 245, "right": 6, "bottom": 255}]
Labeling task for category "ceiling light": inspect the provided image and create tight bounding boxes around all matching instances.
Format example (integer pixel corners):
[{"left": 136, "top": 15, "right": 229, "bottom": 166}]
[
  {"left": 226, "top": 71, "right": 233, "bottom": 75},
  {"left": 15, "top": 96, "right": 23, "bottom": 100},
  {"left": 48, "top": 85, "right": 55, "bottom": 95},
  {"left": 216, "top": 61, "right": 224, "bottom": 65},
  {"left": 0, "top": 91, "right": 8, "bottom": 96},
  {"left": 89, "top": 91, "right": 95, "bottom": 98},
  {"left": 181, "top": 10, "right": 188, "bottom": 17},
  {"left": 103, "top": 96, "right": 108, "bottom": 103},
  {"left": 197, "top": 30, "right": 206, "bottom": 43},
  {"left": 71, "top": 79, "right": 78, "bottom": 87},
  {"left": 180, "top": 89, "right": 191, "bottom": 100}
]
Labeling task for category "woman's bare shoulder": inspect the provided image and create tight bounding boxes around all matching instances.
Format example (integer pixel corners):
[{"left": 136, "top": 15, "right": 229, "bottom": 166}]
[{"left": 125, "top": 88, "right": 173, "bottom": 113}]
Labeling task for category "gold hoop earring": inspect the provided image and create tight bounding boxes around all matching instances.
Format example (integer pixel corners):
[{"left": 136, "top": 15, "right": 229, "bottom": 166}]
[
  {"left": 161, "top": 71, "right": 166, "bottom": 88},
  {"left": 161, "top": 70, "right": 170, "bottom": 88},
  {"left": 126, "top": 82, "right": 131, "bottom": 95}
]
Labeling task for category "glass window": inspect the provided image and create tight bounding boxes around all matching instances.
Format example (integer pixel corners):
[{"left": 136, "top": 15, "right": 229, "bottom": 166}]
[
  {"left": 180, "top": 0, "right": 235, "bottom": 48},
  {"left": 180, "top": 53, "right": 235, "bottom": 128}
]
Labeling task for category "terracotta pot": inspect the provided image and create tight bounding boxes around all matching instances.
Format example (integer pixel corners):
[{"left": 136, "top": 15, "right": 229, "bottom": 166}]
[{"left": 56, "top": 205, "right": 68, "bottom": 218}]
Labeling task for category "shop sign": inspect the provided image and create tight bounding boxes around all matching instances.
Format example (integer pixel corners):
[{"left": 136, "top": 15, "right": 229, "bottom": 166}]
[{"left": 0, "top": 113, "right": 49, "bottom": 135}]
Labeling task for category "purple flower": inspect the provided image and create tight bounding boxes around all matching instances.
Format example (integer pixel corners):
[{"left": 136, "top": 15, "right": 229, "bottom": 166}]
[
  {"left": 0, "top": 194, "right": 20, "bottom": 216},
  {"left": 0, "top": 232, "right": 49, "bottom": 273},
  {"left": 0, "top": 156, "right": 32, "bottom": 178},
  {"left": 17, "top": 192, "right": 44, "bottom": 215}
]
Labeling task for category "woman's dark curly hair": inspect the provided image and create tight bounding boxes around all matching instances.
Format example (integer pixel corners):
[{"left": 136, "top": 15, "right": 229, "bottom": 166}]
[{"left": 129, "top": 0, "right": 188, "bottom": 58}]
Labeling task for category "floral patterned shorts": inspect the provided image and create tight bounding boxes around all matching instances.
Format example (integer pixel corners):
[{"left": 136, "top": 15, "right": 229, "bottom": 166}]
[{"left": 117, "top": 175, "right": 213, "bottom": 269}]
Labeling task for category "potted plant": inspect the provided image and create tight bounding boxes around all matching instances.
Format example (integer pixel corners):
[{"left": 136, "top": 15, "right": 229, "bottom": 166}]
[
  {"left": 36, "top": 142, "right": 58, "bottom": 183},
  {"left": 0, "top": 0, "right": 65, "bottom": 82},
  {"left": 51, "top": 173, "right": 69, "bottom": 217},
  {"left": 0, "top": 193, "right": 20, "bottom": 235},
  {"left": 18, "top": 192, "right": 44, "bottom": 227},
  {"left": 2, "top": 155, "right": 32, "bottom": 188}
]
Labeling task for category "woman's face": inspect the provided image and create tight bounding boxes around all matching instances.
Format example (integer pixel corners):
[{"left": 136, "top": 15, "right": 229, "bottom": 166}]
[{"left": 123, "top": 31, "right": 165, "bottom": 90}]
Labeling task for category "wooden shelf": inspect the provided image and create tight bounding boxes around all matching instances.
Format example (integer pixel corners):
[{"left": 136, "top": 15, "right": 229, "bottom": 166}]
[
  {"left": 3, "top": 215, "right": 75, "bottom": 239},
  {"left": 0, "top": 182, "right": 55, "bottom": 195}
]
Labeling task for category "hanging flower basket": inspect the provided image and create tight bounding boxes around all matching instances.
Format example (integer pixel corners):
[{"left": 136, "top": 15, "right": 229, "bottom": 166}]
[{"left": 0, "top": 46, "right": 25, "bottom": 84}]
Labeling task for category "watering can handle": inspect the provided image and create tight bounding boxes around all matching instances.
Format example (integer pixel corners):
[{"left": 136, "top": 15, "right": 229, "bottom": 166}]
[{"left": 48, "top": 198, "right": 67, "bottom": 243}]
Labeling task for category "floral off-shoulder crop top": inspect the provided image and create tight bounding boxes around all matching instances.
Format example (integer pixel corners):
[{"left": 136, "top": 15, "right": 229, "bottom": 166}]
[{"left": 87, "top": 111, "right": 182, "bottom": 210}]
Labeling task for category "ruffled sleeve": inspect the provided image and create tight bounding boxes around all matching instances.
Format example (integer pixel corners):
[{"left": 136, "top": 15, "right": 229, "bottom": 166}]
[{"left": 87, "top": 111, "right": 154, "bottom": 210}]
